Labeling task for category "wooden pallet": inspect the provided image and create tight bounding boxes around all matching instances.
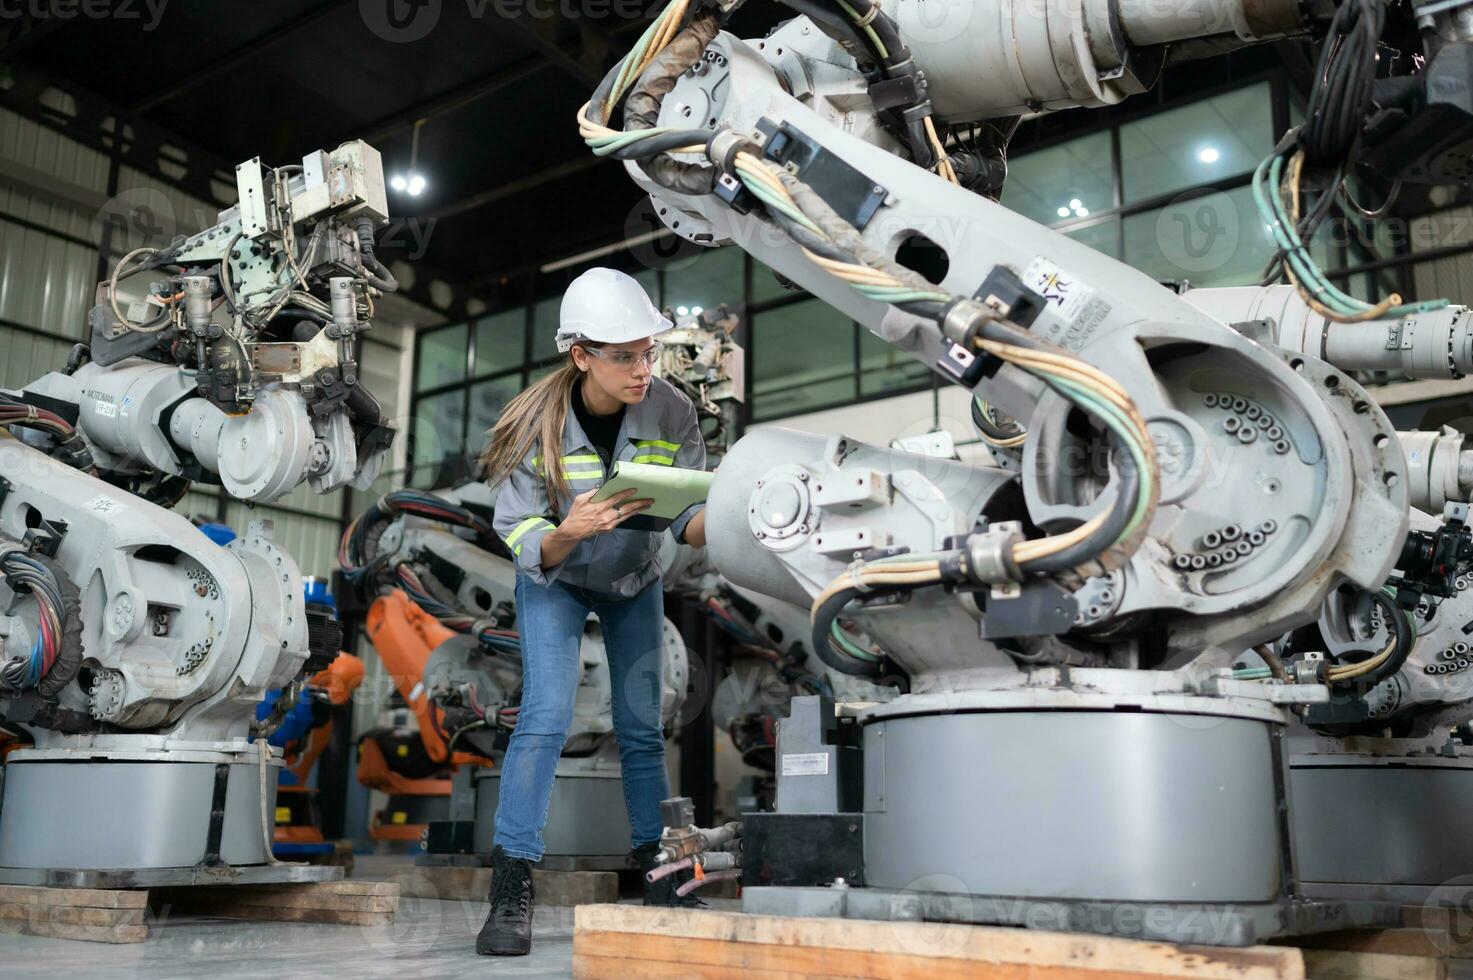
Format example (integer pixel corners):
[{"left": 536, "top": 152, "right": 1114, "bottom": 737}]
[
  {"left": 572, "top": 905, "right": 1457, "bottom": 980},
  {"left": 383, "top": 863, "right": 618, "bottom": 906},
  {"left": 0, "top": 879, "right": 399, "bottom": 944}
]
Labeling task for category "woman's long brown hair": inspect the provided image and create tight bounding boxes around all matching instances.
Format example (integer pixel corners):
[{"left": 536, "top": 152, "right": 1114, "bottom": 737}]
[{"left": 479, "top": 358, "right": 581, "bottom": 514}]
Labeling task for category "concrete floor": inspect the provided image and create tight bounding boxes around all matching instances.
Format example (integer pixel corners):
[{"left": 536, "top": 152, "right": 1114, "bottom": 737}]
[
  {"left": 0, "top": 854, "right": 715, "bottom": 980},
  {"left": 0, "top": 896, "right": 588, "bottom": 979}
]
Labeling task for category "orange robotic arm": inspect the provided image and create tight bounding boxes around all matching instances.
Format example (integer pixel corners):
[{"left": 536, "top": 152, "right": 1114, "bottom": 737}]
[
  {"left": 282, "top": 653, "right": 367, "bottom": 784},
  {"left": 364, "top": 589, "right": 487, "bottom": 768}
]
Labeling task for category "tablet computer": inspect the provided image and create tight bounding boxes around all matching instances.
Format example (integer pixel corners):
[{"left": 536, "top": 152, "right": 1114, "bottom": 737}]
[{"left": 591, "top": 460, "right": 714, "bottom": 520}]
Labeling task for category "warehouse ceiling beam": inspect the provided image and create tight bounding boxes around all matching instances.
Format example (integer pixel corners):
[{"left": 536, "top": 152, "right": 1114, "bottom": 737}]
[
  {"left": 132, "top": 0, "right": 353, "bottom": 114},
  {"left": 0, "top": 59, "right": 485, "bottom": 321},
  {"left": 0, "top": 10, "right": 71, "bottom": 60}
]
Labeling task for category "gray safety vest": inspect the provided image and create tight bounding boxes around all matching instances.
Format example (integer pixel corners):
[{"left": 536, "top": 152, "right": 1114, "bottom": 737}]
[{"left": 490, "top": 376, "right": 706, "bottom": 598}]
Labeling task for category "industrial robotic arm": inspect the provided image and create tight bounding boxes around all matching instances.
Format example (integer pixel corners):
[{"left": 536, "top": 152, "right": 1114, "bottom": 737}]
[
  {"left": 583, "top": 0, "right": 1473, "bottom": 700},
  {"left": 587, "top": 2, "right": 1473, "bottom": 918},
  {"left": 13, "top": 140, "right": 396, "bottom": 506},
  {"left": 0, "top": 144, "right": 399, "bottom": 881}
]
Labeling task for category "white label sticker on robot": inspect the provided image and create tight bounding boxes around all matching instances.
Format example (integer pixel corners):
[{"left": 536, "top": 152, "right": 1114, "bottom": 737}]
[
  {"left": 85, "top": 495, "right": 121, "bottom": 514},
  {"left": 94, "top": 401, "right": 117, "bottom": 418},
  {"left": 781, "top": 752, "right": 830, "bottom": 776},
  {"left": 1022, "top": 257, "right": 1111, "bottom": 351}
]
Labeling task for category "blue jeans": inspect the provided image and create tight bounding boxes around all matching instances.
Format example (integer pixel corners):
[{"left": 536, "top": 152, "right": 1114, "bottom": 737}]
[{"left": 493, "top": 574, "right": 671, "bottom": 861}]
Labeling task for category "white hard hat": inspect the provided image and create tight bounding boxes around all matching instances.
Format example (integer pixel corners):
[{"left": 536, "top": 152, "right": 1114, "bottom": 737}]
[{"left": 556, "top": 267, "right": 671, "bottom": 353}]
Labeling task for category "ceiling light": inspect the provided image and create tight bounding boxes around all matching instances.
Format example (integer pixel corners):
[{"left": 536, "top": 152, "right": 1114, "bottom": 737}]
[
  {"left": 390, "top": 174, "right": 408, "bottom": 192},
  {"left": 1198, "top": 146, "right": 1220, "bottom": 164},
  {"left": 407, "top": 174, "right": 427, "bottom": 196},
  {"left": 1075, "top": 206, "right": 1089, "bottom": 217},
  {"left": 1057, "top": 206, "right": 1071, "bottom": 218},
  {"left": 676, "top": 305, "right": 690, "bottom": 316},
  {"left": 1069, "top": 198, "right": 1082, "bottom": 209},
  {"left": 691, "top": 306, "right": 703, "bottom": 315}
]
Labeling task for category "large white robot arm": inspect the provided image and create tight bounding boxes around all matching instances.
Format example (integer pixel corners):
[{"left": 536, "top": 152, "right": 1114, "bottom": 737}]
[
  {"left": 4, "top": 142, "right": 397, "bottom": 504},
  {"left": 573, "top": 0, "right": 1473, "bottom": 727}
]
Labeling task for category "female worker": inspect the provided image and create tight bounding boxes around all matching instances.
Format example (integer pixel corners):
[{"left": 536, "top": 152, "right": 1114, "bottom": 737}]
[{"left": 475, "top": 267, "right": 709, "bottom": 957}]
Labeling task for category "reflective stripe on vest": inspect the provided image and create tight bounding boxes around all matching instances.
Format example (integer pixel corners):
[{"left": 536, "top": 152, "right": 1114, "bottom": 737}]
[{"left": 505, "top": 516, "right": 555, "bottom": 556}]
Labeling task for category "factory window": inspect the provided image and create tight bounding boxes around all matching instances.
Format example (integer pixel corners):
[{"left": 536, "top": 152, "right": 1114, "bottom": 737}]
[
  {"left": 530, "top": 295, "right": 563, "bottom": 365},
  {"left": 860, "top": 327, "right": 932, "bottom": 396},
  {"left": 416, "top": 322, "right": 468, "bottom": 390},
  {"left": 1064, "top": 219, "right": 1121, "bottom": 259},
  {"left": 1121, "top": 184, "right": 1276, "bottom": 288},
  {"left": 662, "top": 245, "right": 744, "bottom": 318},
  {"left": 1001, "top": 130, "right": 1113, "bottom": 227},
  {"left": 467, "top": 375, "right": 521, "bottom": 457},
  {"left": 1119, "top": 83, "right": 1273, "bottom": 205},
  {"left": 750, "top": 299, "right": 857, "bottom": 421},
  {"left": 474, "top": 309, "right": 526, "bottom": 377},
  {"left": 411, "top": 390, "right": 466, "bottom": 487}
]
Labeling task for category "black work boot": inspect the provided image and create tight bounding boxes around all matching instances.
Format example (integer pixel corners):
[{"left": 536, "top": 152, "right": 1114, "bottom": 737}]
[
  {"left": 476, "top": 846, "right": 535, "bottom": 956},
  {"left": 632, "top": 841, "right": 709, "bottom": 908}
]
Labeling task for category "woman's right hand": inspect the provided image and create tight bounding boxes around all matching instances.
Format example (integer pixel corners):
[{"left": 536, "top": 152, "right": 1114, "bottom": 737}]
[{"left": 559, "top": 487, "right": 653, "bottom": 541}]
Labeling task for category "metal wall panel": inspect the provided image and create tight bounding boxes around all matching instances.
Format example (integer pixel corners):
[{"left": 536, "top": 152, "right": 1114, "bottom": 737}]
[
  {"left": 0, "top": 329, "right": 75, "bottom": 390},
  {"left": 0, "top": 106, "right": 109, "bottom": 244},
  {"left": 0, "top": 108, "right": 111, "bottom": 195},
  {"left": 177, "top": 488, "right": 222, "bottom": 524},
  {"left": 115, "top": 166, "right": 223, "bottom": 242},
  {"left": 0, "top": 221, "right": 96, "bottom": 339}
]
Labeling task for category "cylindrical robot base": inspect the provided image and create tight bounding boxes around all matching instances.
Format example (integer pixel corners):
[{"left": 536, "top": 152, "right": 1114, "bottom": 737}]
[{"left": 0, "top": 756, "right": 277, "bottom": 871}]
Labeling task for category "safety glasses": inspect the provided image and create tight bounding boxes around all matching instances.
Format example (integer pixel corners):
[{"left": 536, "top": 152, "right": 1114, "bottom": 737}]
[{"left": 583, "top": 343, "right": 662, "bottom": 369}]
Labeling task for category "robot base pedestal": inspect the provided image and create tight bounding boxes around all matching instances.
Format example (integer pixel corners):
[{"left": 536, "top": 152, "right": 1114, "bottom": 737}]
[
  {"left": 749, "top": 697, "right": 1398, "bottom": 946},
  {"left": 0, "top": 751, "right": 340, "bottom": 887},
  {"left": 469, "top": 764, "right": 633, "bottom": 866},
  {"left": 1292, "top": 751, "right": 1473, "bottom": 905}
]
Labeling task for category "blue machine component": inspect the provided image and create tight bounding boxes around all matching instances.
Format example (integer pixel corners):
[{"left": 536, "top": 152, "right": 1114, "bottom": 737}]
[
  {"left": 254, "top": 577, "right": 341, "bottom": 783},
  {"left": 196, "top": 522, "right": 237, "bottom": 546},
  {"left": 304, "top": 576, "right": 336, "bottom": 611}
]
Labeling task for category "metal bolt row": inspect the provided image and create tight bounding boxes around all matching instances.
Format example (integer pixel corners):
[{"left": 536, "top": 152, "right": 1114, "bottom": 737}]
[
  {"left": 1205, "top": 392, "right": 1291, "bottom": 455},
  {"left": 1171, "top": 520, "right": 1278, "bottom": 571},
  {"left": 1428, "top": 642, "right": 1473, "bottom": 674}
]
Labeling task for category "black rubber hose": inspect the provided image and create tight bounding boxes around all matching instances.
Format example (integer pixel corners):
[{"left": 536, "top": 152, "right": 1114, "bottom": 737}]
[
  {"left": 1332, "top": 589, "right": 1414, "bottom": 689},
  {"left": 810, "top": 588, "right": 887, "bottom": 678},
  {"left": 360, "top": 254, "right": 399, "bottom": 293},
  {"left": 605, "top": 129, "right": 719, "bottom": 161},
  {"left": 1011, "top": 378, "right": 1141, "bottom": 575},
  {"left": 1016, "top": 442, "right": 1140, "bottom": 575}
]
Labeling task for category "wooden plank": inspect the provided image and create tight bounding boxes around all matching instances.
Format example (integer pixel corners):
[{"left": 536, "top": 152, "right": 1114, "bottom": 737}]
[
  {"left": 576, "top": 931, "right": 1223, "bottom": 980},
  {"left": 223, "top": 880, "right": 398, "bottom": 898},
  {"left": 1300, "top": 949, "right": 1445, "bottom": 980},
  {"left": 0, "top": 902, "right": 145, "bottom": 927},
  {"left": 1286, "top": 928, "right": 1452, "bottom": 960},
  {"left": 398, "top": 865, "right": 617, "bottom": 906},
  {"left": 178, "top": 903, "right": 393, "bottom": 927},
  {"left": 0, "top": 883, "right": 147, "bottom": 909},
  {"left": 161, "top": 891, "right": 398, "bottom": 914},
  {"left": 153, "top": 885, "right": 398, "bottom": 914},
  {"left": 0, "top": 914, "right": 148, "bottom": 944},
  {"left": 1401, "top": 906, "right": 1473, "bottom": 959},
  {"left": 573, "top": 906, "right": 1306, "bottom": 980}
]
